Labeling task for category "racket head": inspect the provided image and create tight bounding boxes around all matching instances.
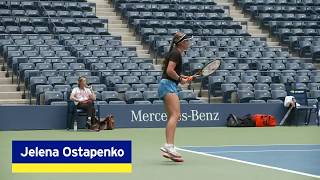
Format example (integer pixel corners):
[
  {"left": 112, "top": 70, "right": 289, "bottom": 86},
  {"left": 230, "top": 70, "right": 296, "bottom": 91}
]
[{"left": 200, "top": 59, "right": 221, "bottom": 77}]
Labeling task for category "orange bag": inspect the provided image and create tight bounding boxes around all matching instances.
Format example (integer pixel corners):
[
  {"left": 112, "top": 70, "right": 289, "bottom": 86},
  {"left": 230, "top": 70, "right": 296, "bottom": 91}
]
[{"left": 251, "top": 114, "right": 277, "bottom": 127}]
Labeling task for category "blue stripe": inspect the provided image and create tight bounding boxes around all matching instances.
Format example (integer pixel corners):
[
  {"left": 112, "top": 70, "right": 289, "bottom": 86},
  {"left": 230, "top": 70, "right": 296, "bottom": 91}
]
[{"left": 12, "top": 140, "right": 132, "bottom": 163}]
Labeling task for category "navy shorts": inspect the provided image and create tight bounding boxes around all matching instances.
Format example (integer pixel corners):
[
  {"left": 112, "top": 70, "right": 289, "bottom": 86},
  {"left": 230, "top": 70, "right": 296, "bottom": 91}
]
[{"left": 158, "top": 79, "right": 178, "bottom": 99}]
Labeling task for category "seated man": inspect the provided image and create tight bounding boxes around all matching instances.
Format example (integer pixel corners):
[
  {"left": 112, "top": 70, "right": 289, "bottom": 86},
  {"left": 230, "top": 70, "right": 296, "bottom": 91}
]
[
  {"left": 283, "top": 95, "right": 298, "bottom": 125},
  {"left": 70, "top": 76, "right": 98, "bottom": 130},
  {"left": 284, "top": 95, "right": 298, "bottom": 108}
]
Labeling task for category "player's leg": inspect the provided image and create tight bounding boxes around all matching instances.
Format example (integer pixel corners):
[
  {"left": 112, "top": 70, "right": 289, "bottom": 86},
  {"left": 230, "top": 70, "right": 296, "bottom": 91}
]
[
  {"left": 164, "top": 93, "right": 180, "bottom": 145},
  {"left": 161, "top": 93, "right": 182, "bottom": 158}
]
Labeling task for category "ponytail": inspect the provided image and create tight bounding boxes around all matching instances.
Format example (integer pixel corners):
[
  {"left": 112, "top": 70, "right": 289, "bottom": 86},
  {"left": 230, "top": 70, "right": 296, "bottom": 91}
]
[{"left": 169, "top": 36, "right": 176, "bottom": 52}]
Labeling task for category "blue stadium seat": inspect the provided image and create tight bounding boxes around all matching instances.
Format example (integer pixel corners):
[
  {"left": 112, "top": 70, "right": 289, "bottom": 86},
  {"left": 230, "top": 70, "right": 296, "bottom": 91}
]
[
  {"left": 48, "top": 76, "right": 66, "bottom": 86},
  {"left": 114, "top": 83, "right": 131, "bottom": 93},
  {"left": 30, "top": 76, "right": 48, "bottom": 97},
  {"left": 105, "top": 76, "right": 122, "bottom": 87},
  {"left": 44, "top": 91, "right": 64, "bottom": 105},
  {"left": 153, "top": 100, "right": 164, "bottom": 104},
  {"left": 225, "top": 75, "right": 241, "bottom": 84},
  {"left": 134, "top": 100, "right": 152, "bottom": 105},
  {"left": 254, "top": 90, "right": 271, "bottom": 101},
  {"left": 53, "top": 63, "right": 69, "bottom": 71},
  {"left": 86, "top": 76, "right": 100, "bottom": 85},
  {"left": 109, "top": 101, "right": 126, "bottom": 104},
  {"left": 241, "top": 76, "right": 256, "bottom": 84},
  {"left": 140, "top": 76, "right": 157, "bottom": 85},
  {"left": 90, "top": 84, "right": 107, "bottom": 92},
  {"left": 36, "top": 85, "right": 53, "bottom": 105},
  {"left": 124, "top": 91, "right": 144, "bottom": 104},
  {"left": 249, "top": 99, "right": 266, "bottom": 104},
  {"left": 267, "top": 99, "right": 283, "bottom": 104},
  {"left": 42, "top": 70, "right": 58, "bottom": 77},
  {"left": 139, "top": 63, "right": 154, "bottom": 70},
  {"left": 123, "top": 76, "right": 140, "bottom": 84},
  {"left": 149, "top": 84, "right": 159, "bottom": 91},
  {"left": 254, "top": 83, "right": 269, "bottom": 90},
  {"left": 143, "top": 91, "right": 159, "bottom": 102},
  {"left": 178, "top": 90, "right": 197, "bottom": 101},
  {"left": 108, "top": 63, "right": 123, "bottom": 70},
  {"left": 310, "top": 90, "right": 320, "bottom": 100},
  {"left": 295, "top": 76, "right": 310, "bottom": 84},
  {"left": 132, "top": 84, "right": 148, "bottom": 92},
  {"left": 208, "top": 75, "right": 224, "bottom": 96},
  {"left": 237, "top": 90, "right": 254, "bottom": 103},
  {"left": 101, "top": 91, "right": 122, "bottom": 102},
  {"left": 189, "top": 100, "right": 207, "bottom": 104}
]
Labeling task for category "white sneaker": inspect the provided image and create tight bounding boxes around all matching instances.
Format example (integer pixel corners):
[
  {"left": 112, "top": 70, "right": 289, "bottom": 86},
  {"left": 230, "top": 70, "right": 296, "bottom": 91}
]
[{"left": 160, "top": 144, "right": 182, "bottom": 158}]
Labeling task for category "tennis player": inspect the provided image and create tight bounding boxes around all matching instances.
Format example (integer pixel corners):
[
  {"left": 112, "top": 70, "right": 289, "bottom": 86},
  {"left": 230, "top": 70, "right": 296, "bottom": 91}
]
[{"left": 159, "top": 32, "right": 191, "bottom": 162}]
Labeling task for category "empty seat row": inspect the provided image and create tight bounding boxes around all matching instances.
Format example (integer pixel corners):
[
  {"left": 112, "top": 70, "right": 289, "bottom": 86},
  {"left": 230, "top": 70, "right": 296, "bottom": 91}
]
[
  {"left": 0, "top": 26, "right": 109, "bottom": 35},
  {"left": 53, "top": 26, "right": 109, "bottom": 35},
  {"left": 235, "top": 0, "right": 320, "bottom": 61},
  {"left": 0, "top": 9, "right": 96, "bottom": 18},
  {"left": 0, "top": 17, "right": 107, "bottom": 28},
  {"left": 139, "top": 28, "right": 249, "bottom": 41},
  {"left": 221, "top": 82, "right": 320, "bottom": 99},
  {"left": 104, "top": 75, "right": 160, "bottom": 86},
  {"left": 247, "top": 5, "right": 320, "bottom": 14},
  {"left": 258, "top": 13, "right": 320, "bottom": 24},
  {"left": 237, "top": 0, "right": 320, "bottom": 7},
  {"left": 43, "top": 90, "right": 199, "bottom": 105},
  {"left": 114, "top": 0, "right": 216, "bottom": 6},
  {"left": 211, "top": 69, "right": 320, "bottom": 77},
  {"left": 58, "top": 34, "right": 121, "bottom": 41},
  {"left": 209, "top": 75, "right": 320, "bottom": 85},
  {"left": 64, "top": 39, "right": 121, "bottom": 47},
  {"left": 268, "top": 21, "right": 320, "bottom": 30},
  {"left": 237, "top": 89, "right": 320, "bottom": 103},
  {"left": 133, "top": 19, "right": 242, "bottom": 30},
  {"left": 77, "top": 50, "right": 137, "bottom": 58},
  {"left": 125, "top": 11, "right": 232, "bottom": 23},
  {"left": 0, "top": 1, "right": 92, "bottom": 11},
  {"left": 119, "top": 3, "right": 225, "bottom": 13}
]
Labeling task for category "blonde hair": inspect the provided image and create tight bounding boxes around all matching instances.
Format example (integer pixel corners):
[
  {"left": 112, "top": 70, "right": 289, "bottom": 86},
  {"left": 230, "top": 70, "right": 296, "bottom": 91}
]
[{"left": 78, "top": 76, "right": 86, "bottom": 87}]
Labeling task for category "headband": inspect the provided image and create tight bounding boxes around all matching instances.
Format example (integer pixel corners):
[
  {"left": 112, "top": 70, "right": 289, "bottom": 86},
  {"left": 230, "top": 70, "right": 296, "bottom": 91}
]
[{"left": 174, "top": 34, "right": 190, "bottom": 45}]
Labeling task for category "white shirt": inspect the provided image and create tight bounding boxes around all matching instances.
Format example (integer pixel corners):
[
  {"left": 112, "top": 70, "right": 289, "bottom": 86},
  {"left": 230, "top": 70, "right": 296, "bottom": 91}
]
[
  {"left": 284, "top": 96, "right": 300, "bottom": 107},
  {"left": 71, "top": 87, "right": 93, "bottom": 104}
]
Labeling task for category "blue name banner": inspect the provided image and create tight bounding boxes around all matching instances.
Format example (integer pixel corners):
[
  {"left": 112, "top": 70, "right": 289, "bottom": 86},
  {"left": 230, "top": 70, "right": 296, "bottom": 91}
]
[
  {"left": 12, "top": 140, "right": 132, "bottom": 173},
  {"left": 12, "top": 140, "right": 132, "bottom": 163}
]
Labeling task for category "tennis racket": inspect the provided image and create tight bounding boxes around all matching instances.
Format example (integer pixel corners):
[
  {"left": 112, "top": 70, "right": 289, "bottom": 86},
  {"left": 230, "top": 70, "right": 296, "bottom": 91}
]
[
  {"left": 186, "top": 59, "right": 221, "bottom": 81},
  {"left": 279, "top": 106, "right": 294, "bottom": 126},
  {"left": 186, "top": 59, "right": 221, "bottom": 97}
]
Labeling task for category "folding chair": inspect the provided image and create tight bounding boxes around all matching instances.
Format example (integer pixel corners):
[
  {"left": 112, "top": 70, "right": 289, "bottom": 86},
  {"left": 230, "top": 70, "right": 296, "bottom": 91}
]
[{"left": 288, "top": 89, "right": 318, "bottom": 125}]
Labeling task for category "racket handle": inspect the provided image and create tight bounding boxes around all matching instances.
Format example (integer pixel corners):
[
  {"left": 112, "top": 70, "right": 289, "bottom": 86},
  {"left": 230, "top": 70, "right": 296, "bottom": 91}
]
[{"left": 186, "top": 76, "right": 194, "bottom": 81}]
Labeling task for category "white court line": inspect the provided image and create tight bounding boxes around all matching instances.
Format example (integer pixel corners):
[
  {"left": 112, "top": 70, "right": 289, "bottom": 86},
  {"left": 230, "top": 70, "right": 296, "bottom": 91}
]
[
  {"left": 182, "top": 144, "right": 320, "bottom": 148},
  {"left": 177, "top": 147, "right": 320, "bottom": 179},
  {"left": 205, "top": 149, "right": 320, "bottom": 154}
]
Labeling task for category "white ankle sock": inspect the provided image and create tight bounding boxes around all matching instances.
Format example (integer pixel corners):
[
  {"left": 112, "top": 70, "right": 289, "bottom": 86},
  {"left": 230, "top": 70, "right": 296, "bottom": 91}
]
[{"left": 165, "top": 143, "right": 174, "bottom": 148}]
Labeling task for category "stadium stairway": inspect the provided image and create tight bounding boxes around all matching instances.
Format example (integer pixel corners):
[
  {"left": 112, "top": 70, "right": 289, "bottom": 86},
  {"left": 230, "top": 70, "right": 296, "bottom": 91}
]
[
  {"left": 90, "top": 0, "right": 209, "bottom": 101},
  {"left": 87, "top": 0, "right": 157, "bottom": 62},
  {"left": 226, "top": 0, "right": 320, "bottom": 69},
  {"left": 0, "top": 0, "right": 160, "bottom": 105},
  {"left": 0, "top": 58, "right": 28, "bottom": 104},
  {"left": 189, "top": 0, "right": 320, "bottom": 103},
  {"left": 216, "top": 0, "right": 280, "bottom": 47}
]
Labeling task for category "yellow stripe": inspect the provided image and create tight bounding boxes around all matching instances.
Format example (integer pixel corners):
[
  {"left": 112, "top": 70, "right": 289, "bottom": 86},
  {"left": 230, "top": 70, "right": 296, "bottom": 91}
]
[{"left": 12, "top": 163, "right": 132, "bottom": 173}]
